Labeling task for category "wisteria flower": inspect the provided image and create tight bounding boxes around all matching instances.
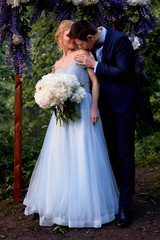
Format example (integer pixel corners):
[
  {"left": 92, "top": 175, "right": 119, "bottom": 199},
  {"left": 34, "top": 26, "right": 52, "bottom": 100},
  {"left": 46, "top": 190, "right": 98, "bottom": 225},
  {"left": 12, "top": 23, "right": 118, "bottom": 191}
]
[{"left": 0, "top": 0, "right": 156, "bottom": 76}]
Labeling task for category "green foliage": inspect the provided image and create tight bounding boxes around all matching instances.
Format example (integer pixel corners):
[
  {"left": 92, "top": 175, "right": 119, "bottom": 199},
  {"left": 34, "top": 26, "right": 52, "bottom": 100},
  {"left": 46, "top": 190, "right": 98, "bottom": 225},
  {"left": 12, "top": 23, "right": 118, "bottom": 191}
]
[
  {"left": 21, "top": 137, "right": 43, "bottom": 183},
  {"left": 15, "top": 14, "right": 60, "bottom": 192},
  {"left": 55, "top": 101, "right": 82, "bottom": 126},
  {"left": 135, "top": 131, "right": 160, "bottom": 168},
  {"left": 135, "top": 1, "right": 160, "bottom": 138},
  {"left": 0, "top": 41, "right": 15, "bottom": 199},
  {"left": 0, "top": 3, "right": 160, "bottom": 199},
  {"left": 22, "top": 13, "right": 59, "bottom": 137},
  {"left": 0, "top": 129, "right": 14, "bottom": 199},
  {"left": 0, "top": 41, "right": 15, "bottom": 130},
  {"left": 135, "top": 2, "right": 160, "bottom": 167},
  {"left": 0, "top": 130, "right": 14, "bottom": 182},
  {"left": 53, "top": 225, "right": 67, "bottom": 234}
]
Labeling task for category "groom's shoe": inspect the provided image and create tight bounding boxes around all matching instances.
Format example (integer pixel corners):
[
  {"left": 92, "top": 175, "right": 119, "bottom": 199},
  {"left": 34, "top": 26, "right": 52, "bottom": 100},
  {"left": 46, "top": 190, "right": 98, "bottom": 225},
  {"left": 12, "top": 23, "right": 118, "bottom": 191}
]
[
  {"left": 32, "top": 213, "right": 39, "bottom": 221},
  {"left": 115, "top": 208, "right": 131, "bottom": 228}
]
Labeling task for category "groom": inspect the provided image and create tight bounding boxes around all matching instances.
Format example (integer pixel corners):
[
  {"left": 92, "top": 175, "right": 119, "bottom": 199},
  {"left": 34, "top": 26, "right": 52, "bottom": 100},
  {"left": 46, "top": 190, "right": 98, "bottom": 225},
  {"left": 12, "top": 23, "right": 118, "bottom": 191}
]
[{"left": 68, "top": 20, "right": 140, "bottom": 228}]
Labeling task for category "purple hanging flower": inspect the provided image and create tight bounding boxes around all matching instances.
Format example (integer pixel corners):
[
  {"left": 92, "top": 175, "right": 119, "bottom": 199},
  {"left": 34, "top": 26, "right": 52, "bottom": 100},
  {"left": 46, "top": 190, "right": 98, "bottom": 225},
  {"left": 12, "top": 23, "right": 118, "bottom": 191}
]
[{"left": 0, "top": 0, "right": 157, "bottom": 76}]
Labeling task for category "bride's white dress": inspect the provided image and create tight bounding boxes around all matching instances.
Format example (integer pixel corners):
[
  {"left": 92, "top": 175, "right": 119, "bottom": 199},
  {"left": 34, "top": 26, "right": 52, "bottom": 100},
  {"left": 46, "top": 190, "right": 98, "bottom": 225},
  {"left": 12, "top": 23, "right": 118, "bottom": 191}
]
[{"left": 23, "top": 62, "right": 119, "bottom": 228}]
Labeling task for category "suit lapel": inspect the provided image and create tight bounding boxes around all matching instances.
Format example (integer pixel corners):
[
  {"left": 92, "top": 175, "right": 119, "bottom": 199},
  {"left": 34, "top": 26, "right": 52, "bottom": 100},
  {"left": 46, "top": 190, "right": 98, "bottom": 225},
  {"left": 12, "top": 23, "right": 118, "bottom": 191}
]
[{"left": 102, "top": 26, "right": 113, "bottom": 62}]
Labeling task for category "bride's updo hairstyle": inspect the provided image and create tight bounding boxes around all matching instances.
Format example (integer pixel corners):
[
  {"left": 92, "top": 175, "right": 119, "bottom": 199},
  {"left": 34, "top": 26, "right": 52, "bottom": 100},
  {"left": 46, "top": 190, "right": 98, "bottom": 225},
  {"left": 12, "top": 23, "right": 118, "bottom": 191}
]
[{"left": 55, "top": 20, "right": 74, "bottom": 51}]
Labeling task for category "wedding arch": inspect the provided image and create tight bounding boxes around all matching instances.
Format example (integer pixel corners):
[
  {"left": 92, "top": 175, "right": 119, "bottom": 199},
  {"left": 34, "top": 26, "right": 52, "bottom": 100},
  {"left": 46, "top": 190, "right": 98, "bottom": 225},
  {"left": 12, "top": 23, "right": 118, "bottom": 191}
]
[{"left": 0, "top": 0, "right": 156, "bottom": 203}]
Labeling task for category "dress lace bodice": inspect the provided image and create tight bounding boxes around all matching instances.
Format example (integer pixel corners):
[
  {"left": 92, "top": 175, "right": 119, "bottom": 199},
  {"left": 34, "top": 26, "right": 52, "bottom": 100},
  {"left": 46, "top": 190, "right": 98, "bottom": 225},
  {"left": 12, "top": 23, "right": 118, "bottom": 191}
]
[{"left": 55, "top": 62, "right": 90, "bottom": 93}]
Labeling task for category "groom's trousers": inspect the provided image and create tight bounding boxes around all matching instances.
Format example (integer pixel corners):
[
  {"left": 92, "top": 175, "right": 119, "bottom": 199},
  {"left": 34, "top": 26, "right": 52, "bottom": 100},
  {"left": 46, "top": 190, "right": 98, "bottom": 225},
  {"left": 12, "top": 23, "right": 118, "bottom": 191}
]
[{"left": 99, "top": 96, "right": 136, "bottom": 210}]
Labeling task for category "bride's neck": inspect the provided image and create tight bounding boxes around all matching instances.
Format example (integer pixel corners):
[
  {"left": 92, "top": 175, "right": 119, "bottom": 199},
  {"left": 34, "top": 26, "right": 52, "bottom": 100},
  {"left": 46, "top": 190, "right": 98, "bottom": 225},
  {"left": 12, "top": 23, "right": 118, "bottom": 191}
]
[{"left": 62, "top": 49, "right": 74, "bottom": 58}]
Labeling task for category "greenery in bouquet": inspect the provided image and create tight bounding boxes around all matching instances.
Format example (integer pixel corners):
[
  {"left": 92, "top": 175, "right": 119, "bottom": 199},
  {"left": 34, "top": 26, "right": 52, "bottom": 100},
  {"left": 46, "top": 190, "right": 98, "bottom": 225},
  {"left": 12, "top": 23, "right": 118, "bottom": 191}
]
[
  {"left": 54, "top": 100, "right": 82, "bottom": 126},
  {"left": 34, "top": 72, "right": 86, "bottom": 126}
]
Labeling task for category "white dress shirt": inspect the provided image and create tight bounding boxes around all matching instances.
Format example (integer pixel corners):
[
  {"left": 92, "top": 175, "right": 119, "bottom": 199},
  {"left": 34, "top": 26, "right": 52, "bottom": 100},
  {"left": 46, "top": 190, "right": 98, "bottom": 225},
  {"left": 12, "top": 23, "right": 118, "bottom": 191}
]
[{"left": 94, "top": 27, "right": 107, "bottom": 72}]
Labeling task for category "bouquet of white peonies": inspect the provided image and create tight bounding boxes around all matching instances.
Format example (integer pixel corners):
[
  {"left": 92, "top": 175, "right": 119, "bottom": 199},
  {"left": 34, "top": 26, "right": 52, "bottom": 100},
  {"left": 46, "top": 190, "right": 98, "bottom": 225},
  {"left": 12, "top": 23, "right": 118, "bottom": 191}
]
[{"left": 34, "top": 73, "right": 86, "bottom": 126}]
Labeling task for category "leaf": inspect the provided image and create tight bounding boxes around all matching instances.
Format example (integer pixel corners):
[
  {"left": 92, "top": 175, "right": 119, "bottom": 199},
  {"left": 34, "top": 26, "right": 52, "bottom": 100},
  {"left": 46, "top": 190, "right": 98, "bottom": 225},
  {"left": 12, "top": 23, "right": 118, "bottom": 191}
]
[
  {"left": 150, "top": 199, "right": 157, "bottom": 206},
  {"left": 53, "top": 225, "right": 67, "bottom": 234},
  {"left": 139, "top": 192, "right": 149, "bottom": 195},
  {"left": 137, "top": 200, "right": 147, "bottom": 203}
]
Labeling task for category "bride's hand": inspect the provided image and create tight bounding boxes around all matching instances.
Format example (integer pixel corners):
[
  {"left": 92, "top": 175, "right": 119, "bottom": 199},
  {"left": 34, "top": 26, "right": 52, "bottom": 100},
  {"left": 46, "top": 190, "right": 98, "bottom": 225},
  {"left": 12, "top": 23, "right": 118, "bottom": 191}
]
[
  {"left": 52, "top": 60, "right": 58, "bottom": 73},
  {"left": 52, "top": 64, "right": 55, "bottom": 73},
  {"left": 52, "top": 60, "right": 62, "bottom": 73},
  {"left": 90, "top": 106, "right": 99, "bottom": 124}
]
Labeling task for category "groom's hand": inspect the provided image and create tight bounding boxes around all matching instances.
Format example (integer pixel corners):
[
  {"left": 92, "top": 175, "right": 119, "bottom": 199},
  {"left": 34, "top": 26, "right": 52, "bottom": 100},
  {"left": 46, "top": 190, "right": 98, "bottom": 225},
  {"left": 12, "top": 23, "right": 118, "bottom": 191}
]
[{"left": 74, "top": 52, "right": 97, "bottom": 69}]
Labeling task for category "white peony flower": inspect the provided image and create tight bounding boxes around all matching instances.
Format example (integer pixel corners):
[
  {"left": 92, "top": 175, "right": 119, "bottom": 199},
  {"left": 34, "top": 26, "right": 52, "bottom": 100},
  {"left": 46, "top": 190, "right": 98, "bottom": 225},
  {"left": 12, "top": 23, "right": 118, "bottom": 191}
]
[
  {"left": 63, "top": 74, "right": 80, "bottom": 91},
  {"left": 129, "top": 36, "right": 141, "bottom": 50},
  {"left": 70, "top": 86, "right": 86, "bottom": 103},
  {"left": 35, "top": 77, "right": 50, "bottom": 92},
  {"left": 127, "top": 0, "right": 148, "bottom": 6},
  {"left": 34, "top": 88, "right": 54, "bottom": 109},
  {"left": 34, "top": 73, "right": 86, "bottom": 109}
]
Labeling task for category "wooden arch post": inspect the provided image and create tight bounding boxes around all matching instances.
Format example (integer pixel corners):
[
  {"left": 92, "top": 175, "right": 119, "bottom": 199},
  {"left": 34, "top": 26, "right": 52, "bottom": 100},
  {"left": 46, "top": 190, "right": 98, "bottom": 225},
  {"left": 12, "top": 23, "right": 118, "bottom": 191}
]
[{"left": 14, "top": 71, "right": 22, "bottom": 203}]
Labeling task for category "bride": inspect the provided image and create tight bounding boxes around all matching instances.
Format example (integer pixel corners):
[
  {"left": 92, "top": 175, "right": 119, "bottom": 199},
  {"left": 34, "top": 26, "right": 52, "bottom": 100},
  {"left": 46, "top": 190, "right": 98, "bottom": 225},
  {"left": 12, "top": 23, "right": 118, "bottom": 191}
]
[{"left": 23, "top": 20, "right": 119, "bottom": 228}]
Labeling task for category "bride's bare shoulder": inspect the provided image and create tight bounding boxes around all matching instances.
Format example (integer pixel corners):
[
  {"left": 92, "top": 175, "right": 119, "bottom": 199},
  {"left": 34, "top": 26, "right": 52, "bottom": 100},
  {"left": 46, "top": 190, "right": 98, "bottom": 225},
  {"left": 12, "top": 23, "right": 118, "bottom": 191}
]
[
  {"left": 73, "top": 49, "right": 90, "bottom": 56},
  {"left": 55, "top": 59, "right": 62, "bottom": 65},
  {"left": 55, "top": 58, "right": 64, "bottom": 69}
]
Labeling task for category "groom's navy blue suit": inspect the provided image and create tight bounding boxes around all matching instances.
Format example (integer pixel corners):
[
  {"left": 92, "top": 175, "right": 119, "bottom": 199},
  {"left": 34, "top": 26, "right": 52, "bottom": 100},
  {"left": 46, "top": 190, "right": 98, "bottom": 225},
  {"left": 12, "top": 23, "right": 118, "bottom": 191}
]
[{"left": 95, "top": 26, "right": 140, "bottom": 210}]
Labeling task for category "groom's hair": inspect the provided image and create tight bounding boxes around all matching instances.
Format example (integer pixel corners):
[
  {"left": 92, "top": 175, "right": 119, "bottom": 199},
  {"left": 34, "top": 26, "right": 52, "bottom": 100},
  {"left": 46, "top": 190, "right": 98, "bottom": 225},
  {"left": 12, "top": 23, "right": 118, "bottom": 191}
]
[{"left": 68, "top": 20, "right": 97, "bottom": 41}]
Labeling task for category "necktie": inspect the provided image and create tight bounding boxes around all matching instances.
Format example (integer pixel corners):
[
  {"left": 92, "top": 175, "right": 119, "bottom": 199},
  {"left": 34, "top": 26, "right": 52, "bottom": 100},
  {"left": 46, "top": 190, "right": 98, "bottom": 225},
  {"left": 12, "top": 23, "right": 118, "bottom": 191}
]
[
  {"left": 91, "top": 49, "right": 97, "bottom": 59},
  {"left": 92, "top": 42, "right": 104, "bottom": 60},
  {"left": 95, "top": 42, "right": 104, "bottom": 49}
]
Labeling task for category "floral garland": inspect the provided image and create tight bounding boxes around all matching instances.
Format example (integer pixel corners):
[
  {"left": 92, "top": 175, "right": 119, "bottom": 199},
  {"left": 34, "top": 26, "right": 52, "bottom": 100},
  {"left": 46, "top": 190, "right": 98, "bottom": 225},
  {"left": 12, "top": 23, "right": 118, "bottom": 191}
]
[{"left": 0, "top": 0, "right": 157, "bottom": 76}]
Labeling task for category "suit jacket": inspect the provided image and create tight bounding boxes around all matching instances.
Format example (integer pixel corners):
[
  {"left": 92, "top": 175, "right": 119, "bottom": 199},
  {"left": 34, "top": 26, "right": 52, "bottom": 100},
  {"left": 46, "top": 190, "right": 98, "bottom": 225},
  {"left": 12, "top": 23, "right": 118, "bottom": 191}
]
[{"left": 95, "top": 27, "right": 140, "bottom": 114}]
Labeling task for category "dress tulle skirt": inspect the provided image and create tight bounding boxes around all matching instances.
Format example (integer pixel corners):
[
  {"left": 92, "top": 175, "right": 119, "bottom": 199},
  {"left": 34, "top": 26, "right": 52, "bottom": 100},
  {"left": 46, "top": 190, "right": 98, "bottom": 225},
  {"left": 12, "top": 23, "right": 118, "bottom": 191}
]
[{"left": 23, "top": 92, "right": 119, "bottom": 228}]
